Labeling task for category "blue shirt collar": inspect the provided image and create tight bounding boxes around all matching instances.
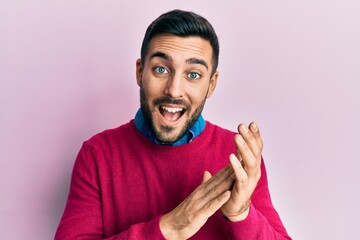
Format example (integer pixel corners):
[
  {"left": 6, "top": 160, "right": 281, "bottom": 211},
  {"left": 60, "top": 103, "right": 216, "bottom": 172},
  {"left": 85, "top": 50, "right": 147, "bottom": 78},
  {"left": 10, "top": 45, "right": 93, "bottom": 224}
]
[{"left": 134, "top": 108, "right": 205, "bottom": 146}]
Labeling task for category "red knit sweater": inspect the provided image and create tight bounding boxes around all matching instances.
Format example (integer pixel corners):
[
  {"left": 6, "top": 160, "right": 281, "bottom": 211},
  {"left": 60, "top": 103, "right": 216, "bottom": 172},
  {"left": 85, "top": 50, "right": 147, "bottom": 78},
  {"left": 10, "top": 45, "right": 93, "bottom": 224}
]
[{"left": 55, "top": 120, "right": 291, "bottom": 239}]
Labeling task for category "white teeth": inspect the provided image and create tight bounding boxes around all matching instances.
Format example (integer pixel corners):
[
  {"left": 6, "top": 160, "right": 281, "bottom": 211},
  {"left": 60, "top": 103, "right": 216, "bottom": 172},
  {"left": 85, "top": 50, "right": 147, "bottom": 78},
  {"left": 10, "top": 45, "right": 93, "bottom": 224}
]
[{"left": 161, "top": 106, "right": 183, "bottom": 113}]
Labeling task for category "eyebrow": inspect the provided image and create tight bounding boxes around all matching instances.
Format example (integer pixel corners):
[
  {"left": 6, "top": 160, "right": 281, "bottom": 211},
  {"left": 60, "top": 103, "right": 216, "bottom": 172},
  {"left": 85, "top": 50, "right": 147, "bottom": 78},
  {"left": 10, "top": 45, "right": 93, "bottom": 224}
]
[
  {"left": 186, "top": 57, "right": 209, "bottom": 70},
  {"left": 150, "top": 51, "right": 171, "bottom": 61},
  {"left": 150, "top": 51, "right": 209, "bottom": 70}
]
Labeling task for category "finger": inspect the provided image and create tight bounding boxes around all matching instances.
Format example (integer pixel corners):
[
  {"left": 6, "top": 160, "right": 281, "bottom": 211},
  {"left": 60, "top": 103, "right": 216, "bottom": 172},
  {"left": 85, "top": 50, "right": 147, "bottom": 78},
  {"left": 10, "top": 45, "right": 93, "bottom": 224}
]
[
  {"left": 200, "top": 190, "right": 231, "bottom": 220},
  {"left": 202, "top": 171, "right": 212, "bottom": 184},
  {"left": 204, "top": 165, "right": 233, "bottom": 188},
  {"left": 234, "top": 134, "right": 259, "bottom": 176},
  {"left": 200, "top": 166, "right": 234, "bottom": 203},
  {"left": 229, "top": 153, "right": 248, "bottom": 185},
  {"left": 237, "top": 123, "right": 262, "bottom": 158},
  {"left": 249, "top": 122, "right": 263, "bottom": 150}
]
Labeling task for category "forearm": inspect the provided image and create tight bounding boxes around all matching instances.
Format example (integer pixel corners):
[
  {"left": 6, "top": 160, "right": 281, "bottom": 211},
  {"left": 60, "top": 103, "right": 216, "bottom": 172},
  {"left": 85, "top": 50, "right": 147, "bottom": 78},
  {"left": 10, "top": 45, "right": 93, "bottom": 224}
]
[
  {"left": 224, "top": 203, "right": 291, "bottom": 240},
  {"left": 223, "top": 157, "right": 291, "bottom": 239},
  {"left": 54, "top": 213, "right": 165, "bottom": 240}
]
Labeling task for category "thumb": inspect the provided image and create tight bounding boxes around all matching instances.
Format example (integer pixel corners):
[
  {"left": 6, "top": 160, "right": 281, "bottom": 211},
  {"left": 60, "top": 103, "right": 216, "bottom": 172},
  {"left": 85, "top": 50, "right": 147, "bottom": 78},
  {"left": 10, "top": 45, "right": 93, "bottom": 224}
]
[{"left": 202, "top": 171, "right": 212, "bottom": 183}]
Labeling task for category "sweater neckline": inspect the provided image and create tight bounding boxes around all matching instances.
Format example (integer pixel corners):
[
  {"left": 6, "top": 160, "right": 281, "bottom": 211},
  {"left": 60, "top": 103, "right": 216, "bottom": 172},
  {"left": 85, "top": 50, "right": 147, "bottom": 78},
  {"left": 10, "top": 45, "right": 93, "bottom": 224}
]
[{"left": 129, "top": 119, "right": 212, "bottom": 152}]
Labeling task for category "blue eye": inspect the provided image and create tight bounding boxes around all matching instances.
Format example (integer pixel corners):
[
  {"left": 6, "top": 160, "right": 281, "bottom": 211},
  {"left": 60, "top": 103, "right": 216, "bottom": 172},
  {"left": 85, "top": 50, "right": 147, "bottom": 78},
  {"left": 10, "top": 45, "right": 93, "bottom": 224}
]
[
  {"left": 188, "top": 72, "right": 201, "bottom": 80},
  {"left": 154, "top": 66, "right": 168, "bottom": 74}
]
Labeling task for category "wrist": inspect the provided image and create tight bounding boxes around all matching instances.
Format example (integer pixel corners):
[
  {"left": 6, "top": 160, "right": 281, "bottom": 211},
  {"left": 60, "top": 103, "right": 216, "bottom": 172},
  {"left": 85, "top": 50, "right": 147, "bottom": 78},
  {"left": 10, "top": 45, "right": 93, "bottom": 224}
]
[
  {"left": 160, "top": 214, "right": 172, "bottom": 239},
  {"left": 222, "top": 204, "right": 250, "bottom": 222},
  {"left": 159, "top": 213, "right": 183, "bottom": 240}
]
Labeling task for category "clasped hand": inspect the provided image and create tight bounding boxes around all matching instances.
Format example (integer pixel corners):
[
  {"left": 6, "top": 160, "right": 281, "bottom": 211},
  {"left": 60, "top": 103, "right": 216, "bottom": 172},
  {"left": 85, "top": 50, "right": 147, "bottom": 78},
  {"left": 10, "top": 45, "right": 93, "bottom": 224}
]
[{"left": 160, "top": 122, "right": 263, "bottom": 240}]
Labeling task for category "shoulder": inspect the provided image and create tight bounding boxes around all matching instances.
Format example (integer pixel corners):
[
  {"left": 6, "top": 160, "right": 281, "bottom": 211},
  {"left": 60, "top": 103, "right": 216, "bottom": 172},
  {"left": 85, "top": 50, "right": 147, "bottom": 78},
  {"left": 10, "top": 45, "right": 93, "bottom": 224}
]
[
  {"left": 205, "top": 121, "right": 237, "bottom": 138},
  {"left": 84, "top": 120, "right": 136, "bottom": 149},
  {"left": 74, "top": 120, "right": 139, "bottom": 168},
  {"left": 197, "top": 121, "right": 237, "bottom": 151}
]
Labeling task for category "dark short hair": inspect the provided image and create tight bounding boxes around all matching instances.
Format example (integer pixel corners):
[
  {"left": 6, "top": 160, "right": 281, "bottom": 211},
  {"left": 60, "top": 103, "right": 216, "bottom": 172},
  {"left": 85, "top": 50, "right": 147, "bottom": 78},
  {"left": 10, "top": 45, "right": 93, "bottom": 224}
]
[{"left": 140, "top": 9, "right": 219, "bottom": 75}]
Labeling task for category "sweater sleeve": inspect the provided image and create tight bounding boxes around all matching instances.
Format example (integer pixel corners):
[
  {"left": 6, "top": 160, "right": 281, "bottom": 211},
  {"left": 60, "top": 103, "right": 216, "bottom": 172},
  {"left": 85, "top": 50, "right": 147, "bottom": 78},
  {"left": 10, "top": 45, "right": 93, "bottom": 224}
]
[
  {"left": 54, "top": 143, "right": 166, "bottom": 240},
  {"left": 224, "top": 159, "right": 292, "bottom": 239}
]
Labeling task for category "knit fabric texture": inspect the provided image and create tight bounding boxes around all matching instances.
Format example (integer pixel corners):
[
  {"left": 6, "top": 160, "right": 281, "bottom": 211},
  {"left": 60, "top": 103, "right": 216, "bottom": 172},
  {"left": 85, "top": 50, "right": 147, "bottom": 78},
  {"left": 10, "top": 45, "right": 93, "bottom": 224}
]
[{"left": 55, "top": 120, "right": 291, "bottom": 239}]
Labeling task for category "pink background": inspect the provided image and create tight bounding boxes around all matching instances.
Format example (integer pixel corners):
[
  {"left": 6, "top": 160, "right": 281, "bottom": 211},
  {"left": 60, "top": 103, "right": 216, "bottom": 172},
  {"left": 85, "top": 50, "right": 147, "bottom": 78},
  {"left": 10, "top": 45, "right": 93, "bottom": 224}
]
[{"left": 1, "top": 1, "right": 359, "bottom": 239}]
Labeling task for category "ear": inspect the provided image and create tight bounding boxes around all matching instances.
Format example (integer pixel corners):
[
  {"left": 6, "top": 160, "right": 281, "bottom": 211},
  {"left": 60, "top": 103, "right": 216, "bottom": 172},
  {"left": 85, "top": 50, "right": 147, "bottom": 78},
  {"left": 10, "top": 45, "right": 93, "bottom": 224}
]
[
  {"left": 136, "top": 58, "right": 143, "bottom": 87},
  {"left": 206, "top": 71, "right": 219, "bottom": 98}
]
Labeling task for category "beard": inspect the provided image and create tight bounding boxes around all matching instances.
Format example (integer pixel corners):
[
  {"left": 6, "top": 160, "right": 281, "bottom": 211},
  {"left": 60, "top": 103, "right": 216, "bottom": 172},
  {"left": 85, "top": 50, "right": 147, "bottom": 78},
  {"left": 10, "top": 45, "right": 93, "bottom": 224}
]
[{"left": 140, "top": 87, "right": 207, "bottom": 144}]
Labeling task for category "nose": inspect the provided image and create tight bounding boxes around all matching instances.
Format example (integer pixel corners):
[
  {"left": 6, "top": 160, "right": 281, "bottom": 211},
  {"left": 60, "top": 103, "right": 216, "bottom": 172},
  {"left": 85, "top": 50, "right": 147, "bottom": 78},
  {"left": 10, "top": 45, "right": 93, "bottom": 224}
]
[{"left": 164, "top": 73, "right": 184, "bottom": 99}]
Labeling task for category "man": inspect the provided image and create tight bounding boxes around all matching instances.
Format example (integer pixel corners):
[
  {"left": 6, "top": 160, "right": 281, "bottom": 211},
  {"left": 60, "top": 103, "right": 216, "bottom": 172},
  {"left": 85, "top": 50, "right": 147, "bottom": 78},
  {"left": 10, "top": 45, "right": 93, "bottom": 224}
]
[{"left": 55, "top": 10, "right": 291, "bottom": 239}]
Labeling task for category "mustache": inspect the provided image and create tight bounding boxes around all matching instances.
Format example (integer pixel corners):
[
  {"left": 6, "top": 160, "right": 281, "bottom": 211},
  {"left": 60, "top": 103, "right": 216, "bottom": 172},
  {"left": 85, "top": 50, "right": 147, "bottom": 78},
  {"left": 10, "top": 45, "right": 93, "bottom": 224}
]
[{"left": 153, "top": 96, "right": 190, "bottom": 109}]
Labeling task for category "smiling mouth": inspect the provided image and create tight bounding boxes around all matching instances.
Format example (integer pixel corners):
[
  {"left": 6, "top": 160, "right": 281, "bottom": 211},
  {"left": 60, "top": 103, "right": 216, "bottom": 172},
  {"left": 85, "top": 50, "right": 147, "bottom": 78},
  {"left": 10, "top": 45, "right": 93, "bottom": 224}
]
[{"left": 159, "top": 106, "right": 185, "bottom": 122}]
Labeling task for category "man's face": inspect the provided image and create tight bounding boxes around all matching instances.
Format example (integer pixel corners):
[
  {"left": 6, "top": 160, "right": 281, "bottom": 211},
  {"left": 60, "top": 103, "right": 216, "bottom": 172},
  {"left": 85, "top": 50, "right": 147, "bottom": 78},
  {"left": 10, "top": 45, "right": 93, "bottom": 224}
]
[{"left": 136, "top": 34, "right": 218, "bottom": 143}]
